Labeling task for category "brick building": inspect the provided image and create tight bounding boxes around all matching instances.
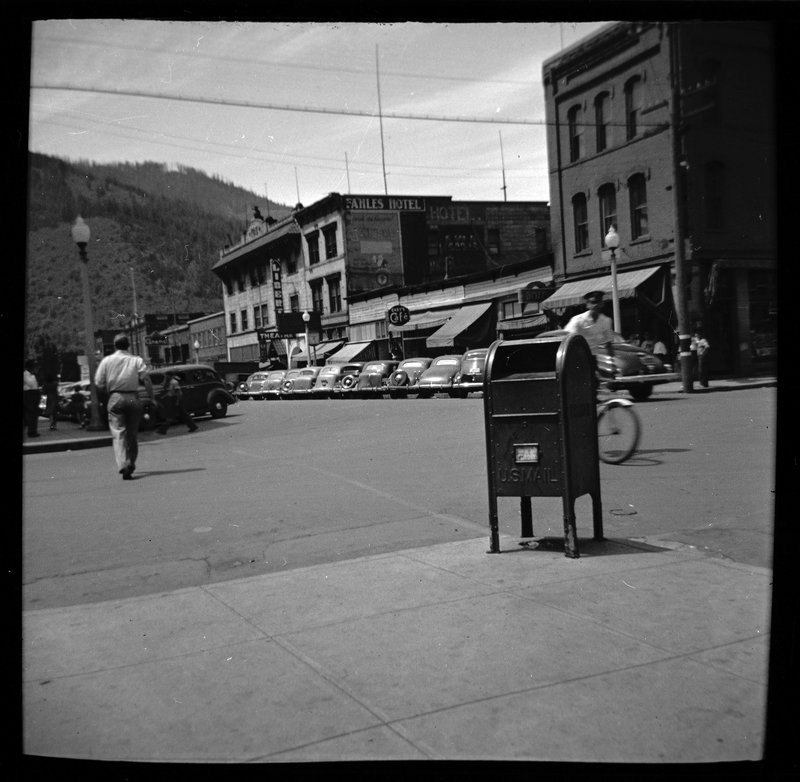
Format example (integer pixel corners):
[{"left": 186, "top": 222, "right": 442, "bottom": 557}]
[
  {"left": 212, "top": 194, "right": 552, "bottom": 365},
  {"left": 541, "top": 21, "right": 776, "bottom": 375}
]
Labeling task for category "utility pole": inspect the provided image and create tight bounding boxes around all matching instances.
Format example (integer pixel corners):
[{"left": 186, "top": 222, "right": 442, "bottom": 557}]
[
  {"left": 669, "top": 22, "right": 693, "bottom": 394},
  {"left": 499, "top": 130, "right": 508, "bottom": 202},
  {"left": 345, "top": 152, "right": 351, "bottom": 194}
]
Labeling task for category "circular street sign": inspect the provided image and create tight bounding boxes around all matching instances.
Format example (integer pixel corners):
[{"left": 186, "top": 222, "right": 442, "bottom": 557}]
[{"left": 388, "top": 305, "right": 410, "bottom": 326}]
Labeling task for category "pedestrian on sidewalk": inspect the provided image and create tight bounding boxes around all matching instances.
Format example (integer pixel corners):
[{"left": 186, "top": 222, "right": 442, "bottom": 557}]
[
  {"left": 69, "top": 386, "right": 88, "bottom": 428},
  {"left": 23, "top": 360, "right": 41, "bottom": 438},
  {"left": 41, "top": 374, "right": 60, "bottom": 430},
  {"left": 95, "top": 333, "right": 155, "bottom": 480},
  {"left": 695, "top": 331, "right": 711, "bottom": 387},
  {"left": 156, "top": 373, "right": 198, "bottom": 435}
]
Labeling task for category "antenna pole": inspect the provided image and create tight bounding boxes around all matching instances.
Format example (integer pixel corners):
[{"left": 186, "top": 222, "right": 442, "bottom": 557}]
[
  {"left": 295, "top": 167, "right": 301, "bottom": 204},
  {"left": 376, "top": 45, "right": 388, "bottom": 195},
  {"left": 345, "top": 152, "right": 351, "bottom": 194}
]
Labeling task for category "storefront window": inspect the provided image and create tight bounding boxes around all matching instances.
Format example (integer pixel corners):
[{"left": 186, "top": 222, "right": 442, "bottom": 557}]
[{"left": 748, "top": 270, "right": 777, "bottom": 362}]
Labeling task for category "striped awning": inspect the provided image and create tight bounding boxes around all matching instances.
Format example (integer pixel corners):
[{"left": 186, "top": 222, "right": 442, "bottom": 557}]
[
  {"left": 497, "top": 313, "right": 550, "bottom": 332},
  {"left": 291, "top": 340, "right": 345, "bottom": 364},
  {"left": 541, "top": 268, "right": 661, "bottom": 311},
  {"left": 326, "top": 341, "right": 375, "bottom": 364}
]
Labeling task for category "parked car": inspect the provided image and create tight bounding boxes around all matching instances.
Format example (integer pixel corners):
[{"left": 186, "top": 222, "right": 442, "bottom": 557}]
[
  {"left": 312, "top": 364, "right": 346, "bottom": 398},
  {"left": 289, "top": 366, "right": 323, "bottom": 398},
  {"left": 140, "top": 364, "right": 237, "bottom": 429},
  {"left": 452, "top": 348, "right": 489, "bottom": 398},
  {"left": 352, "top": 360, "right": 398, "bottom": 398},
  {"left": 386, "top": 357, "right": 433, "bottom": 398},
  {"left": 226, "top": 373, "right": 251, "bottom": 394},
  {"left": 278, "top": 369, "right": 304, "bottom": 400},
  {"left": 331, "top": 363, "right": 365, "bottom": 398},
  {"left": 416, "top": 355, "right": 463, "bottom": 398},
  {"left": 237, "top": 372, "right": 272, "bottom": 401},
  {"left": 538, "top": 330, "right": 679, "bottom": 400},
  {"left": 262, "top": 370, "right": 287, "bottom": 400}
]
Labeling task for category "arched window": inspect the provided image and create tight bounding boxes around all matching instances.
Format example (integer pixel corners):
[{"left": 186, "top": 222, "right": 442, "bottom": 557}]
[
  {"left": 625, "top": 76, "right": 642, "bottom": 141},
  {"left": 594, "top": 92, "right": 610, "bottom": 152},
  {"left": 567, "top": 105, "right": 583, "bottom": 162},
  {"left": 628, "top": 174, "right": 648, "bottom": 239},
  {"left": 598, "top": 183, "right": 617, "bottom": 243},
  {"left": 572, "top": 193, "right": 589, "bottom": 252},
  {"left": 704, "top": 161, "right": 725, "bottom": 229}
]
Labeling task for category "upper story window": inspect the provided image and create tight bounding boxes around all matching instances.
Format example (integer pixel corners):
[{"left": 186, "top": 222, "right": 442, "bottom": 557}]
[
  {"left": 240, "top": 309, "right": 249, "bottom": 332},
  {"left": 289, "top": 294, "right": 299, "bottom": 312},
  {"left": 594, "top": 92, "right": 610, "bottom": 152},
  {"left": 628, "top": 173, "right": 649, "bottom": 239},
  {"left": 704, "top": 161, "right": 726, "bottom": 230},
  {"left": 328, "top": 276, "right": 342, "bottom": 313},
  {"left": 700, "top": 59, "right": 720, "bottom": 123},
  {"left": 572, "top": 193, "right": 589, "bottom": 253},
  {"left": 487, "top": 228, "right": 500, "bottom": 255},
  {"left": 598, "top": 183, "right": 617, "bottom": 244},
  {"left": 322, "top": 224, "right": 338, "bottom": 259},
  {"left": 249, "top": 266, "right": 258, "bottom": 287},
  {"left": 625, "top": 76, "right": 643, "bottom": 141},
  {"left": 229, "top": 312, "right": 237, "bottom": 334},
  {"left": 224, "top": 277, "right": 233, "bottom": 296},
  {"left": 257, "top": 263, "right": 267, "bottom": 285},
  {"left": 568, "top": 105, "right": 583, "bottom": 162},
  {"left": 286, "top": 251, "right": 297, "bottom": 275},
  {"left": 427, "top": 229, "right": 439, "bottom": 257},
  {"left": 306, "top": 231, "right": 320, "bottom": 265},
  {"left": 502, "top": 300, "right": 522, "bottom": 320},
  {"left": 237, "top": 272, "right": 247, "bottom": 293},
  {"left": 310, "top": 280, "right": 324, "bottom": 313}
]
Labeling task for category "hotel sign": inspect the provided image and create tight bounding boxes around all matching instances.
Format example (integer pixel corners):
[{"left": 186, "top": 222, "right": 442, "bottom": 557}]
[{"left": 343, "top": 196, "right": 425, "bottom": 211}]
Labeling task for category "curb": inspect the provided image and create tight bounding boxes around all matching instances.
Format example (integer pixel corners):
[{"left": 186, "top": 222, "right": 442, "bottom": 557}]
[{"left": 23, "top": 436, "right": 113, "bottom": 455}]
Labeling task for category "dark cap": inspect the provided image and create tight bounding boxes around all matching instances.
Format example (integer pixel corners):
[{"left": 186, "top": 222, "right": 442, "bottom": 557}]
[{"left": 583, "top": 291, "right": 605, "bottom": 303}]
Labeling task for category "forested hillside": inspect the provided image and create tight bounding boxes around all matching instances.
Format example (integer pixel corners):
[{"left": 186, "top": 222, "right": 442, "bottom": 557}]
[{"left": 25, "top": 153, "right": 291, "bottom": 360}]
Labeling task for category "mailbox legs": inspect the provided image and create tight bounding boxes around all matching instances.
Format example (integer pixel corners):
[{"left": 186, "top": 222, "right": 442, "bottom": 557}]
[
  {"left": 488, "top": 495, "right": 501, "bottom": 553},
  {"left": 592, "top": 491, "right": 604, "bottom": 541},
  {"left": 520, "top": 497, "right": 533, "bottom": 539}
]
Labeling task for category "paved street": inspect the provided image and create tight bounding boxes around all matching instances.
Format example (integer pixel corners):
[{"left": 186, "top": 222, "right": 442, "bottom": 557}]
[{"left": 23, "top": 386, "right": 775, "bottom": 610}]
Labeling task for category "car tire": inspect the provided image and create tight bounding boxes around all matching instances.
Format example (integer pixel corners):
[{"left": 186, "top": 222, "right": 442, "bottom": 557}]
[
  {"left": 628, "top": 385, "right": 653, "bottom": 401},
  {"left": 209, "top": 398, "right": 228, "bottom": 418}
]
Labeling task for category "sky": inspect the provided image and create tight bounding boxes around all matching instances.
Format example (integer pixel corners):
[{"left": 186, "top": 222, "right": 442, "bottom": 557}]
[{"left": 29, "top": 20, "right": 611, "bottom": 209}]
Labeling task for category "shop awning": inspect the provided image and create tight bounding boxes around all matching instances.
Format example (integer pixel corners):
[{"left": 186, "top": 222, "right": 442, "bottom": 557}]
[
  {"left": 326, "top": 341, "right": 375, "bottom": 364},
  {"left": 497, "top": 313, "right": 550, "bottom": 332},
  {"left": 392, "top": 307, "right": 460, "bottom": 332},
  {"left": 426, "top": 302, "right": 495, "bottom": 349},
  {"left": 541, "top": 268, "right": 661, "bottom": 311},
  {"left": 291, "top": 340, "right": 345, "bottom": 364}
]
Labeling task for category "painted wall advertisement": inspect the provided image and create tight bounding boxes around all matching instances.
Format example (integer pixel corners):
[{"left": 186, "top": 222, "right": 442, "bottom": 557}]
[{"left": 345, "top": 211, "right": 403, "bottom": 293}]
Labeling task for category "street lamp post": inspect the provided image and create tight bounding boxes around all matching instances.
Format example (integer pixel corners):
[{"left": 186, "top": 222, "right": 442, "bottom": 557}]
[
  {"left": 302, "top": 311, "right": 316, "bottom": 367},
  {"left": 71, "top": 216, "right": 104, "bottom": 430},
  {"left": 604, "top": 225, "right": 622, "bottom": 333}
]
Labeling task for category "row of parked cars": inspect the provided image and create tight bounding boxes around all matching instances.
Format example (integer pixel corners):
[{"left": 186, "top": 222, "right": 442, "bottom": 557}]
[
  {"left": 236, "top": 350, "right": 488, "bottom": 401},
  {"left": 236, "top": 333, "right": 678, "bottom": 402}
]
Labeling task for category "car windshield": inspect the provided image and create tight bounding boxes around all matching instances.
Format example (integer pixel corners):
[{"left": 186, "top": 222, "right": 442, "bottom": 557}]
[
  {"left": 402, "top": 361, "right": 424, "bottom": 368},
  {"left": 268, "top": 372, "right": 285, "bottom": 380},
  {"left": 363, "top": 364, "right": 384, "bottom": 372},
  {"left": 250, "top": 374, "right": 268, "bottom": 382},
  {"left": 434, "top": 358, "right": 459, "bottom": 366},
  {"left": 464, "top": 352, "right": 487, "bottom": 360},
  {"left": 320, "top": 367, "right": 339, "bottom": 375}
]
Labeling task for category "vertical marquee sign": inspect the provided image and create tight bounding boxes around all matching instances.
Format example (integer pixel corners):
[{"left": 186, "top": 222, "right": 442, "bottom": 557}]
[{"left": 271, "top": 259, "right": 283, "bottom": 314}]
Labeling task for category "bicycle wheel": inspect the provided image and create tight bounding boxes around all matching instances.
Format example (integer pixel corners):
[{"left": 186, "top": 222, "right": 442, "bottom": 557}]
[{"left": 597, "top": 403, "right": 641, "bottom": 464}]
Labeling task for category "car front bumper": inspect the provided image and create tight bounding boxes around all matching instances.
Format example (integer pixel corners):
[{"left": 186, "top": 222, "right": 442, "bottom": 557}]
[{"left": 607, "top": 372, "right": 681, "bottom": 387}]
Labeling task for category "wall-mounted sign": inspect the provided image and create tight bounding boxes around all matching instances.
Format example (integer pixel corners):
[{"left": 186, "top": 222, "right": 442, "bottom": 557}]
[
  {"left": 518, "top": 286, "right": 556, "bottom": 304},
  {"left": 145, "top": 331, "right": 168, "bottom": 345},
  {"left": 345, "top": 211, "right": 403, "bottom": 293},
  {"left": 387, "top": 305, "right": 411, "bottom": 326}
]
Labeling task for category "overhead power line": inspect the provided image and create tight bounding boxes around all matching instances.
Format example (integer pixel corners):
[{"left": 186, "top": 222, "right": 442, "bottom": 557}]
[{"left": 33, "top": 83, "right": 543, "bottom": 125}]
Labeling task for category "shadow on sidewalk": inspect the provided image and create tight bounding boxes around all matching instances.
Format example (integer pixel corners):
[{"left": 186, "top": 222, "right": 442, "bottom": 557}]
[{"left": 503, "top": 536, "right": 672, "bottom": 557}]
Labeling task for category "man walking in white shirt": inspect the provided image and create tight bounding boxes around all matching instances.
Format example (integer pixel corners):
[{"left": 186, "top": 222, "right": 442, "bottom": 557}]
[{"left": 95, "top": 334, "right": 155, "bottom": 480}]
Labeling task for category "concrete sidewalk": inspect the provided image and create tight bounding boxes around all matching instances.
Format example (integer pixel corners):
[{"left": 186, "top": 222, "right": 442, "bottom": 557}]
[{"left": 23, "top": 533, "right": 770, "bottom": 762}]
